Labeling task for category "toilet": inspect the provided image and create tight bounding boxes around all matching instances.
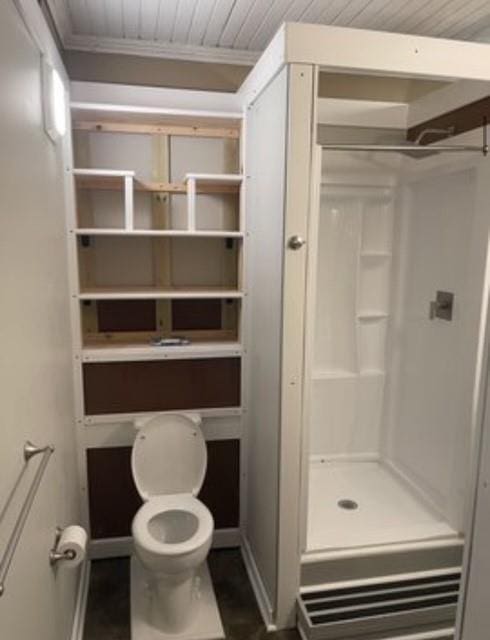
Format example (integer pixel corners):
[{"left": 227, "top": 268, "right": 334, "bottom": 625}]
[{"left": 130, "top": 413, "right": 224, "bottom": 640}]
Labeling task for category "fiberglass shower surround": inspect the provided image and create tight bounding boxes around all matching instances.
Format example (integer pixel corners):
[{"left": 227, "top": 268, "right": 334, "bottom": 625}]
[{"left": 305, "top": 138, "right": 487, "bottom": 554}]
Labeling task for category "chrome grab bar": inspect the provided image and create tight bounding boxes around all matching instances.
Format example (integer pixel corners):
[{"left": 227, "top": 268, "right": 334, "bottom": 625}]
[{"left": 0, "top": 441, "right": 54, "bottom": 597}]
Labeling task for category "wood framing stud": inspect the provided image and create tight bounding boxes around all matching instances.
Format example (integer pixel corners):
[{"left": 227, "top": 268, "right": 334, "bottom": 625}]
[{"left": 73, "top": 121, "right": 240, "bottom": 139}]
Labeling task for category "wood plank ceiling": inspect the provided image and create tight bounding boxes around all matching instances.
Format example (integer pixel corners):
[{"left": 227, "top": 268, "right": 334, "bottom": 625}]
[{"left": 49, "top": 0, "right": 490, "bottom": 64}]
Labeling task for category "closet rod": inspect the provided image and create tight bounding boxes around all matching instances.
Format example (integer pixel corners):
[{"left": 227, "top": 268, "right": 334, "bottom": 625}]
[
  {"left": 321, "top": 143, "right": 487, "bottom": 155},
  {"left": 0, "top": 441, "right": 54, "bottom": 597}
]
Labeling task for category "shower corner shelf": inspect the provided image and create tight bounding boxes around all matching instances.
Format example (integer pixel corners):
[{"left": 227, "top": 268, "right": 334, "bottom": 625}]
[
  {"left": 312, "top": 370, "right": 357, "bottom": 380},
  {"left": 357, "top": 311, "right": 389, "bottom": 320},
  {"left": 360, "top": 251, "right": 392, "bottom": 258}
]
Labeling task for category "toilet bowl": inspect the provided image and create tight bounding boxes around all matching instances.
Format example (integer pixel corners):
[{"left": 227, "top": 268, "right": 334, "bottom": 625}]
[{"left": 130, "top": 413, "right": 214, "bottom": 634}]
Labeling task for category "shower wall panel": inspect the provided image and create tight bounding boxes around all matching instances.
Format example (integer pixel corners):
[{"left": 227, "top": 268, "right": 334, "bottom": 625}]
[
  {"left": 383, "top": 163, "right": 489, "bottom": 532},
  {"left": 310, "top": 167, "right": 395, "bottom": 459}
]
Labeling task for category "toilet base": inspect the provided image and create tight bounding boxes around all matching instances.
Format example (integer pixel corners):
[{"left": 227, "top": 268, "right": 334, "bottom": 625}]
[{"left": 130, "top": 557, "right": 225, "bottom": 640}]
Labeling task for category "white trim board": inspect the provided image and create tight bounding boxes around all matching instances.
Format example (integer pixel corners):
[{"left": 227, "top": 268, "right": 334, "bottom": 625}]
[
  {"left": 69, "top": 560, "right": 90, "bottom": 640},
  {"left": 70, "top": 81, "right": 243, "bottom": 114},
  {"left": 285, "top": 23, "right": 490, "bottom": 82},
  {"left": 240, "top": 536, "right": 276, "bottom": 632},
  {"left": 82, "top": 416, "right": 242, "bottom": 449},
  {"left": 238, "top": 22, "right": 490, "bottom": 109},
  {"left": 64, "top": 33, "right": 258, "bottom": 67},
  {"left": 90, "top": 528, "right": 241, "bottom": 560}
]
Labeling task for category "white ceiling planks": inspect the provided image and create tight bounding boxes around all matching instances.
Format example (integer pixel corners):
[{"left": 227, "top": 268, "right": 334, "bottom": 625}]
[
  {"left": 103, "top": 0, "right": 123, "bottom": 39},
  {"left": 121, "top": 0, "right": 140, "bottom": 39},
  {"left": 85, "top": 0, "right": 107, "bottom": 37},
  {"left": 247, "top": 0, "right": 297, "bottom": 51},
  {"left": 52, "top": 0, "right": 490, "bottom": 66},
  {"left": 202, "top": 0, "right": 237, "bottom": 47},
  {"left": 443, "top": 0, "right": 490, "bottom": 39},
  {"left": 187, "top": 0, "right": 218, "bottom": 46}
]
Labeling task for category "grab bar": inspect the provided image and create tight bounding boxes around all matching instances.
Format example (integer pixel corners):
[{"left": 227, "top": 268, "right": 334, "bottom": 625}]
[{"left": 0, "top": 441, "right": 54, "bottom": 597}]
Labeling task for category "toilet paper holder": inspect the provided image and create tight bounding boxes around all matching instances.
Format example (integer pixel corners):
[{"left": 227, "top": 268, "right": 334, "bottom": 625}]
[{"left": 49, "top": 527, "right": 76, "bottom": 565}]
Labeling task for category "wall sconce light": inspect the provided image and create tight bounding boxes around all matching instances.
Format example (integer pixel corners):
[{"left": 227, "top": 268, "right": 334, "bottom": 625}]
[{"left": 42, "top": 56, "right": 66, "bottom": 141}]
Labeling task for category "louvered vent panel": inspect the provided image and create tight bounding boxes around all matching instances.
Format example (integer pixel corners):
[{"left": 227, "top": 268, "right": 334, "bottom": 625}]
[{"left": 298, "top": 570, "right": 460, "bottom": 640}]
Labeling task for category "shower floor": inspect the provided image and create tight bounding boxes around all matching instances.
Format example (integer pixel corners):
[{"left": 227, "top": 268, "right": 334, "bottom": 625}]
[{"left": 306, "top": 460, "right": 456, "bottom": 552}]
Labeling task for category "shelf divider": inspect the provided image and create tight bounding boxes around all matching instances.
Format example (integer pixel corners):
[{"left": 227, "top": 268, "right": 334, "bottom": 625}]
[{"left": 124, "top": 175, "right": 134, "bottom": 230}]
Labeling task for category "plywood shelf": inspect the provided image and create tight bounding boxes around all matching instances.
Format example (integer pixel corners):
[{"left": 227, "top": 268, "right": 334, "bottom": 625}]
[
  {"left": 78, "top": 286, "right": 244, "bottom": 300},
  {"left": 81, "top": 341, "right": 243, "bottom": 363},
  {"left": 75, "top": 174, "right": 239, "bottom": 194},
  {"left": 74, "top": 229, "right": 244, "bottom": 238}
]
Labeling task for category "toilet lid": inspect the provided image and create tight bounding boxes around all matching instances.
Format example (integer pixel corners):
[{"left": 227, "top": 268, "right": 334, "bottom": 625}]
[{"left": 131, "top": 414, "right": 207, "bottom": 500}]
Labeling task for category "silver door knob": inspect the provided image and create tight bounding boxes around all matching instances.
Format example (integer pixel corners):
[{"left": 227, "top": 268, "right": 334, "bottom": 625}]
[{"left": 288, "top": 235, "right": 306, "bottom": 250}]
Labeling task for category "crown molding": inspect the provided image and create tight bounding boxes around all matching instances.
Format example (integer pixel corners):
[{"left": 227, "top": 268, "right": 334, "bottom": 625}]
[{"left": 63, "top": 33, "right": 259, "bottom": 67}]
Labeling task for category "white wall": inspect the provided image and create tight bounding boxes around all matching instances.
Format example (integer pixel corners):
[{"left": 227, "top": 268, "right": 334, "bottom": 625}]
[
  {"left": 0, "top": 2, "right": 80, "bottom": 639},
  {"left": 383, "top": 150, "right": 490, "bottom": 533},
  {"left": 243, "top": 67, "right": 289, "bottom": 617},
  {"left": 460, "top": 357, "right": 490, "bottom": 639}
]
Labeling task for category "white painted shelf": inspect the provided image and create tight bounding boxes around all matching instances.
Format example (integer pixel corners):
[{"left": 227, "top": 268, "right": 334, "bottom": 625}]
[
  {"left": 184, "top": 173, "right": 244, "bottom": 184},
  {"left": 81, "top": 341, "right": 243, "bottom": 363},
  {"left": 74, "top": 229, "right": 244, "bottom": 238},
  {"left": 83, "top": 406, "right": 243, "bottom": 425},
  {"left": 78, "top": 287, "right": 243, "bottom": 300},
  {"left": 73, "top": 168, "right": 135, "bottom": 177}
]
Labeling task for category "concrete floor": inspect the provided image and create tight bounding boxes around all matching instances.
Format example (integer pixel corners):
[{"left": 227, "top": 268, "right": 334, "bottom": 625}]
[{"left": 83, "top": 548, "right": 300, "bottom": 640}]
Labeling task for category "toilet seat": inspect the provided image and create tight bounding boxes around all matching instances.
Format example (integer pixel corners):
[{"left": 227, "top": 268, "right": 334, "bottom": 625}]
[
  {"left": 133, "top": 494, "right": 213, "bottom": 557},
  {"left": 131, "top": 413, "right": 207, "bottom": 500}
]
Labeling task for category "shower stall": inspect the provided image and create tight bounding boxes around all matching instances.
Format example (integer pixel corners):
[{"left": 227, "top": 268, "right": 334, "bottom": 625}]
[
  {"left": 304, "top": 137, "right": 488, "bottom": 555},
  {"left": 241, "top": 22, "right": 490, "bottom": 640}
]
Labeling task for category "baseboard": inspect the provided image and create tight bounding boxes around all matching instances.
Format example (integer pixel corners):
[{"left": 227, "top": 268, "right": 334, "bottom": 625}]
[
  {"left": 240, "top": 535, "right": 276, "bottom": 632},
  {"left": 69, "top": 560, "right": 91, "bottom": 640},
  {"left": 90, "top": 528, "right": 241, "bottom": 559}
]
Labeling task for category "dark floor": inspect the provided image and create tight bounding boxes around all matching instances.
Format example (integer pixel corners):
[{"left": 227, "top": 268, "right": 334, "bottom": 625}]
[{"left": 83, "top": 549, "right": 301, "bottom": 640}]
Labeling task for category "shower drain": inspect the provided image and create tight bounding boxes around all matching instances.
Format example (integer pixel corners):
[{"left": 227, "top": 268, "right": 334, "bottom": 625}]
[{"left": 337, "top": 499, "right": 359, "bottom": 510}]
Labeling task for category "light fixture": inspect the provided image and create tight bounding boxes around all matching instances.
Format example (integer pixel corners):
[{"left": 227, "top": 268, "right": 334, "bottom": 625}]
[{"left": 42, "top": 56, "right": 66, "bottom": 141}]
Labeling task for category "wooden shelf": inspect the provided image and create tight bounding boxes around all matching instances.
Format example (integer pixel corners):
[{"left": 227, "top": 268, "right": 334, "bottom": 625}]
[
  {"left": 75, "top": 173, "right": 239, "bottom": 194},
  {"left": 74, "top": 228, "right": 244, "bottom": 238},
  {"left": 81, "top": 341, "right": 243, "bottom": 363},
  {"left": 78, "top": 286, "right": 243, "bottom": 300}
]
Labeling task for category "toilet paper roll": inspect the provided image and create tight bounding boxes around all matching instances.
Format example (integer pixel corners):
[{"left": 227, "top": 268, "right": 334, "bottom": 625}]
[{"left": 58, "top": 525, "right": 87, "bottom": 568}]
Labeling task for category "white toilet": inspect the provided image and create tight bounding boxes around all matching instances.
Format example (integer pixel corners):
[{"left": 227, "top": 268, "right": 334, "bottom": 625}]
[{"left": 130, "top": 413, "right": 223, "bottom": 640}]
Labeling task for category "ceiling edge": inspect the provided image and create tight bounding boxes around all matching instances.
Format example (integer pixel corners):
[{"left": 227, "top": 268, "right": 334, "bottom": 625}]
[
  {"left": 44, "top": 0, "right": 71, "bottom": 42},
  {"left": 63, "top": 33, "right": 259, "bottom": 67}
]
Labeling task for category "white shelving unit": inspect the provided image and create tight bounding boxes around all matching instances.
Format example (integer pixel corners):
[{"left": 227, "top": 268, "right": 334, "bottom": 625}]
[
  {"left": 74, "top": 168, "right": 243, "bottom": 236},
  {"left": 69, "top": 100, "right": 246, "bottom": 361}
]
